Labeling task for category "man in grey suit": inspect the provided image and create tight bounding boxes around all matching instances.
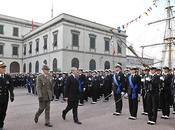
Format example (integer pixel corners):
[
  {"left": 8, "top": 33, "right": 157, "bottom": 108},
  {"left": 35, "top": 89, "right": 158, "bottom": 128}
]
[{"left": 34, "top": 65, "right": 54, "bottom": 127}]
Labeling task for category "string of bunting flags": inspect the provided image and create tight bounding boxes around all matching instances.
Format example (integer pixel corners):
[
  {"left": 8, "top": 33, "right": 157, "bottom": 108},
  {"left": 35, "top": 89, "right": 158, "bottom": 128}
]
[{"left": 117, "top": 0, "right": 160, "bottom": 31}]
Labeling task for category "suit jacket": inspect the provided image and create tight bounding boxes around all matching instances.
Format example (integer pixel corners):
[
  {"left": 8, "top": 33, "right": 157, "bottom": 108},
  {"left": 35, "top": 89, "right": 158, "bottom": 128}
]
[
  {"left": 0, "top": 74, "right": 14, "bottom": 103},
  {"left": 36, "top": 74, "right": 54, "bottom": 101},
  {"left": 64, "top": 75, "right": 80, "bottom": 101}
]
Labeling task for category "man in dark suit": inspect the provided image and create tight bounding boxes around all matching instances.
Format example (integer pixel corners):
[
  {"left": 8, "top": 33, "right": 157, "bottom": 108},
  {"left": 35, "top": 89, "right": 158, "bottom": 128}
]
[
  {"left": 62, "top": 67, "right": 82, "bottom": 124},
  {"left": 0, "top": 61, "right": 14, "bottom": 130}
]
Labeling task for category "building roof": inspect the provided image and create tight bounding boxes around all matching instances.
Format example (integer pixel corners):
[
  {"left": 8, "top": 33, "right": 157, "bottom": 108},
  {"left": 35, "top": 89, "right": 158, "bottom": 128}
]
[
  {"left": 23, "top": 13, "right": 127, "bottom": 39},
  {"left": 0, "top": 14, "right": 42, "bottom": 27}
]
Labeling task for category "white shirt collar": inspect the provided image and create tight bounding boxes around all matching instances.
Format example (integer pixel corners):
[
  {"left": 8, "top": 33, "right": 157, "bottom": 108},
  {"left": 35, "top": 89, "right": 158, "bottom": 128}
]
[
  {"left": 0, "top": 74, "right": 4, "bottom": 77},
  {"left": 72, "top": 74, "right": 76, "bottom": 78}
]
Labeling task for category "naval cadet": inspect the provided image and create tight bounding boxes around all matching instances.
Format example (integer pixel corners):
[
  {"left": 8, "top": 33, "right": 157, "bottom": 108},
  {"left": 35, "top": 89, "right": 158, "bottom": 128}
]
[{"left": 0, "top": 61, "right": 14, "bottom": 130}]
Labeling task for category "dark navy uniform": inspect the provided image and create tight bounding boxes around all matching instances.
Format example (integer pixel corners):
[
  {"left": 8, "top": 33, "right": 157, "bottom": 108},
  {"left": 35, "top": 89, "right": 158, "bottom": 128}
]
[
  {"left": 0, "top": 73, "right": 14, "bottom": 129},
  {"left": 79, "top": 73, "right": 86, "bottom": 105},
  {"left": 146, "top": 72, "right": 160, "bottom": 124},
  {"left": 127, "top": 68, "right": 141, "bottom": 119},
  {"left": 160, "top": 69, "right": 172, "bottom": 118},
  {"left": 140, "top": 72, "right": 149, "bottom": 115},
  {"left": 171, "top": 74, "right": 175, "bottom": 114},
  {"left": 103, "top": 73, "right": 112, "bottom": 101},
  {"left": 113, "top": 71, "right": 125, "bottom": 115},
  {"left": 91, "top": 75, "right": 100, "bottom": 103}
]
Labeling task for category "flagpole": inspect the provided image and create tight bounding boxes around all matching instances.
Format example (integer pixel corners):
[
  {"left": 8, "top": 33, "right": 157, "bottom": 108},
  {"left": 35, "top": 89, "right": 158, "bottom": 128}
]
[{"left": 51, "top": 0, "right": 53, "bottom": 18}]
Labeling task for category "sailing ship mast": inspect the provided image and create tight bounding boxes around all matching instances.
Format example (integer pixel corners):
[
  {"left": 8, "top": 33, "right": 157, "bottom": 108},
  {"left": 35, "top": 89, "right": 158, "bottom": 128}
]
[{"left": 141, "top": 0, "right": 175, "bottom": 68}]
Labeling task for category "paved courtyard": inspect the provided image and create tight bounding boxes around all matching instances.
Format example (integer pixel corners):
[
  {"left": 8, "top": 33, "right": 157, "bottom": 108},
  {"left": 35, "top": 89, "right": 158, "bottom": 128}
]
[{"left": 4, "top": 88, "right": 175, "bottom": 130}]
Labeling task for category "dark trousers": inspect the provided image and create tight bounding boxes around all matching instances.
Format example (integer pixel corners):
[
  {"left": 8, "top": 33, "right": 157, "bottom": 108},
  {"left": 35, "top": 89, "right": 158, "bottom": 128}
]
[
  {"left": 146, "top": 93, "right": 159, "bottom": 122},
  {"left": 0, "top": 102, "right": 8, "bottom": 128},
  {"left": 128, "top": 96, "right": 138, "bottom": 117},
  {"left": 173, "top": 95, "right": 175, "bottom": 111},
  {"left": 114, "top": 94, "right": 122, "bottom": 113},
  {"left": 91, "top": 88, "right": 98, "bottom": 102},
  {"left": 104, "top": 88, "right": 111, "bottom": 101},
  {"left": 160, "top": 92, "right": 170, "bottom": 116},
  {"left": 63, "top": 100, "right": 79, "bottom": 122},
  {"left": 27, "top": 84, "right": 31, "bottom": 93},
  {"left": 142, "top": 90, "right": 147, "bottom": 113},
  {"left": 79, "top": 92, "right": 84, "bottom": 104},
  {"left": 54, "top": 86, "right": 61, "bottom": 99}
]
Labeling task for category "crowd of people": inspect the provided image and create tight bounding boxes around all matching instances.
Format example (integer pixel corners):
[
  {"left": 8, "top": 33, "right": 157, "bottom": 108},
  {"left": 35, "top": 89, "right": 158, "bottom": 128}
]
[{"left": 0, "top": 60, "right": 175, "bottom": 129}]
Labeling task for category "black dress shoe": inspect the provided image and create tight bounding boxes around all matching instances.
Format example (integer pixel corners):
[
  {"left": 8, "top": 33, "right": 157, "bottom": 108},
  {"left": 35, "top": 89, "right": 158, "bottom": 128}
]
[
  {"left": 34, "top": 117, "right": 38, "bottom": 123},
  {"left": 62, "top": 112, "right": 66, "bottom": 120},
  {"left": 45, "top": 123, "right": 53, "bottom": 127},
  {"left": 74, "top": 121, "right": 82, "bottom": 125}
]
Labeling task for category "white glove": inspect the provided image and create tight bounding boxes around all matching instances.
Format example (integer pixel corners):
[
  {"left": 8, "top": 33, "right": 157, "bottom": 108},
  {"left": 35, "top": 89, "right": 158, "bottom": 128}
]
[
  {"left": 124, "top": 93, "right": 128, "bottom": 98},
  {"left": 121, "top": 92, "right": 125, "bottom": 96},
  {"left": 141, "top": 78, "right": 145, "bottom": 82},
  {"left": 111, "top": 91, "right": 114, "bottom": 96},
  {"left": 83, "top": 88, "right": 86, "bottom": 91},
  {"left": 160, "top": 76, "right": 164, "bottom": 81},
  {"left": 145, "top": 77, "right": 151, "bottom": 81}
]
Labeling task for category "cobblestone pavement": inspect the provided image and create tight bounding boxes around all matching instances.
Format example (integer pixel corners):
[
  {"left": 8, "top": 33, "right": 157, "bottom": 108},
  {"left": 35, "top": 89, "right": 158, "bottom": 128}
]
[{"left": 3, "top": 88, "right": 175, "bottom": 130}]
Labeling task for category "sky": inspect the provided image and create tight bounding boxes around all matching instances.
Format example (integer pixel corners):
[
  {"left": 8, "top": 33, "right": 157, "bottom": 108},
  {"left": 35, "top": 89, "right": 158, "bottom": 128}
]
[{"left": 0, "top": 0, "right": 174, "bottom": 65}]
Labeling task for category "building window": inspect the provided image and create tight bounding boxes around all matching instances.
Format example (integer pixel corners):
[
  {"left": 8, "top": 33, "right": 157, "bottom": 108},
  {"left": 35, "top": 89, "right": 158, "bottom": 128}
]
[
  {"left": 104, "top": 38, "right": 110, "bottom": 51},
  {"left": 43, "top": 35, "right": 48, "bottom": 50},
  {"left": 29, "top": 62, "right": 32, "bottom": 73},
  {"left": 23, "top": 63, "right": 26, "bottom": 73},
  {"left": 35, "top": 39, "right": 39, "bottom": 52},
  {"left": 71, "top": 30, "right": 80, "bottom": 47},
  {"left": 23, "top": 45, "right": 26, "bottom": 55},
  {"left": 89, "top": 34, "right": 96, "bottom": 49},
  {"left": 29, "top": 42, "right": 32, "bottom": 54},
  {"left": 13, "top": 27, "right": 19, "bottom": 37},
  {"left": 0, "top": 44, "right": 4, "bottom": 55},
  {"left": 12, "top": 46, "right": 18, "bottom": 56},
  {"left": 35, "top": 61, "right": 39, "bottom": 73},
  {"left": 10, "top": 62, "right": 20, "bottom": 73},
  {"left": 104, "top": 61, "right": 110, "bottom": 69},
  {"left": 43, "top": 60, "right": 47, "bottom": 65},
  {"left": 0, "top": 25, "right": 4, "bottom": 34},
  {"left": 71, "top": 58, "right": 79, "bottom": 68},
  {"left": 53, "top": 58, "right": 57, "bottom": 72},
  {"left": 117, "top": 41, "right": 122, "bottom": 54},
  {"left": 89, "top": 59, "right": 96, "bottom": 70},
  {"left": 53, "top": 31, "right": 58, "bottom": 47}
]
